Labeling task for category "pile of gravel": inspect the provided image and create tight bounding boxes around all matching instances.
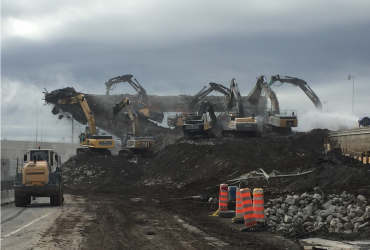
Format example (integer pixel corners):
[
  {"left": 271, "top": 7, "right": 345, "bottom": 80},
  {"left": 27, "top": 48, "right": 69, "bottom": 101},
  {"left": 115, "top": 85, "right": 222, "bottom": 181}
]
[{"left": 265, "top": 191, "right": 370, "bottom": 237}]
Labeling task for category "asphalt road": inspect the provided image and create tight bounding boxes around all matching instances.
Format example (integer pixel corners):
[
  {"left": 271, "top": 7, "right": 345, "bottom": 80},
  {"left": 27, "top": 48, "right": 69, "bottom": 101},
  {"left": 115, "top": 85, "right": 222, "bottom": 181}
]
[{"left": 1, "top": 196, "right": 64, "bottom": 249}]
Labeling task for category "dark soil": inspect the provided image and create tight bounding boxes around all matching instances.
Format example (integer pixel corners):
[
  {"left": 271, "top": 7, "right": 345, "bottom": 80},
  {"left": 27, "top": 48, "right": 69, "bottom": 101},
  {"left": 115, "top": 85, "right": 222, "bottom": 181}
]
[{"left": 61, "top": 128, "right": 370, "bottom": 249}]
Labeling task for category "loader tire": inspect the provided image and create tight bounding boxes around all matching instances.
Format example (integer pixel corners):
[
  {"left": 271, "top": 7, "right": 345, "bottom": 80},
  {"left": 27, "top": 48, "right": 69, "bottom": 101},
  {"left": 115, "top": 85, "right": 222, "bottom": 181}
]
[
  {"left": 15, "top": 192, "right": 28, "bottom": 207},
  {"left": 50, "top": 184, "right": 63, "bottom": 206},
  {"left": 26, "top": 196, "right": 31, "bottom": 205}
]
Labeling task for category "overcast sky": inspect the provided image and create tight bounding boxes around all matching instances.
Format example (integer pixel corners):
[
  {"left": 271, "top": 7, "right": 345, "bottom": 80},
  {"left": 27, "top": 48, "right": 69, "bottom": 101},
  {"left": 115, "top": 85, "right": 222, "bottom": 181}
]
[{"left": 1, "top": 0, "right": 370, "bottom": 142}]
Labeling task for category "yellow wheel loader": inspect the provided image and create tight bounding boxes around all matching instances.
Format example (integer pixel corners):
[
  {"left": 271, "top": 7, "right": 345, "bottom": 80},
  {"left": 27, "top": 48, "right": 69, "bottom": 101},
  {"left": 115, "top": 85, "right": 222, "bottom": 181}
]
[{"left": 14, "top": 147, "right": 64, "bottom": 207}]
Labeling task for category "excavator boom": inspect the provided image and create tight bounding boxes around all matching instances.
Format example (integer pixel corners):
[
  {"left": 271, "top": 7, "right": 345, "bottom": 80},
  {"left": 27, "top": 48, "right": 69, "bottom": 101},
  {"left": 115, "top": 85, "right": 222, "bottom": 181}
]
[
  {"left": 188, "top": 82, "right": 229, "bottom": 112},
  {"left": 227, "top": 78, "right": 245, "bottom": 117},
  {"left": 64, "top": 94, "right": 97, "bottom": 135},
  {"left": 105, "top": 74, "right": 163, "bottom": 123},
  {"left": 269, "top": 75, "right": 322, "bottom": 111},
  {"left": 112, "top": 97, "right": 140, "bottom": 135},
  {"left": 57, "top": 94, "right": 114, "bottom": 155}
]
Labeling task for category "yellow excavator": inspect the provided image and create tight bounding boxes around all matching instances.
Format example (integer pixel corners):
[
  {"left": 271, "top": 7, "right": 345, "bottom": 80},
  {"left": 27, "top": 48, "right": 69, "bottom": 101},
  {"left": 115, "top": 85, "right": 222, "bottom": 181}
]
[
  {"left": 222, "top": 78, "right": 261, "bottom": 137},
  {"left": 167, "top": 82, "right": 229, "bottom": 128},
  {"left": 182, "top": 101, "right": 217, "bottom": 139},
  {"left": 112, "top": 97, "right": 155, "bottom": 158},
  {"left": 247, "top": 76, "right": 298, "bottom": 134},
  {"left": 58, "top": 94, "right": 114, "bottom": 156},
  {"left": 105, "top": 74, "right": 164, "bottom": 123}
]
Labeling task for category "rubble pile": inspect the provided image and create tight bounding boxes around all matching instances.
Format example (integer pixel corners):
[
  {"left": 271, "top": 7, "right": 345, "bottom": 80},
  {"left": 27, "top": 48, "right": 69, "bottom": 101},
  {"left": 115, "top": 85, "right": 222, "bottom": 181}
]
[
  {"left": 62, "top": 154, "right": 143, "bottom": 192},
  {"left": 265, "top": 191, "right": 370, "bottom": 238}
]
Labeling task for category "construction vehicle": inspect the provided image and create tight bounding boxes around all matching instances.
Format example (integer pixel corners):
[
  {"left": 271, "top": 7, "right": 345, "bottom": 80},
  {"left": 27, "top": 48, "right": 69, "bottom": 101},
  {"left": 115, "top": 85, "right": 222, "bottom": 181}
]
[
  {"left": 269, "top": 75, "right": 322, "bottom": 111},
  {"left": 105, "top": 74, "right": 164, "bottom": 123},
  {"left": 112, "top": 97, "right": 155, "bottom": 158},
  {"left": 167, "top": 82, "right": 229, "bottom": 128},
  {"left": 182, "top": 101, "right": 217, "bottom": 139},
  {"left": 247, "top": 76, "right": 298, "bottom": 134},
  {"left": 58, "top": 94, "right": 114, "bottom": 156},
  {"left": 14, "top": 146, "right": 63, "bottom": 207},
  {"left": 222, "top": 78, "right": 261, "bottom": 137},
  {"left": 359, "top": 117, "right": 370, "bottom": 127}
]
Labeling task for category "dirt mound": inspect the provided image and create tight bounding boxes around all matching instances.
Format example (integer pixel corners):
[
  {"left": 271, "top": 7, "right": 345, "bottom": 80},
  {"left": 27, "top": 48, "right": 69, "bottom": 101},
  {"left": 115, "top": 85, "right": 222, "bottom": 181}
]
[{"left": 62, "top": 154, "right": 144, "bottom": 192}]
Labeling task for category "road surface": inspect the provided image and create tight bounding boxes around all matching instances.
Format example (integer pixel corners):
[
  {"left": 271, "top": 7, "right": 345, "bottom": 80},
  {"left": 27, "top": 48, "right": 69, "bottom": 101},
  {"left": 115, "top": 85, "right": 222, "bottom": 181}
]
[{"left": 1, "top": 194, "right": 88, "bottom": 249}]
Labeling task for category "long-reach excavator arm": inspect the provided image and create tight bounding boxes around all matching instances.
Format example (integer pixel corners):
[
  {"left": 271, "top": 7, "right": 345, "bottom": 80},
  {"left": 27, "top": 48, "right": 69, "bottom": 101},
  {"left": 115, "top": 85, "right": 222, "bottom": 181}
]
[
  {"left": 61, "top": 94, "right": 97, "bottom": 135},
  {"left": 197, "top": 101, "right": 217, "bottom": 126},
  {"left": 112, "top": 97, "right": 140, "bottom": 135},
  {"left": 112, "top": 97, "right": 155, "bottom": 158},
  {"left": 246, "top": 76, "right": 280, "bottom": 112},
  {"left": 58, "top": 94, "right": 114, "bottom": 155},
  {"left": 189, "top": 82, "right": 229, "bottom": 112},
  {"left": 105, "top": 74, "right": 148, "bottom": 104},
  {"left": 227, "top": 78, "right": 245, "bottom": 117},
  {"left": 269, "top": 75, "right": 322, "bottom": 111}
]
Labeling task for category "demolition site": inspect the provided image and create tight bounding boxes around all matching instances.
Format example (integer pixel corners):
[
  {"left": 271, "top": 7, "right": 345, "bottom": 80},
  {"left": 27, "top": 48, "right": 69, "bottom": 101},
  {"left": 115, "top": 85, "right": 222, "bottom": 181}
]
[{"left": 2, "top": 75, "right": 370, "bottom": 250}]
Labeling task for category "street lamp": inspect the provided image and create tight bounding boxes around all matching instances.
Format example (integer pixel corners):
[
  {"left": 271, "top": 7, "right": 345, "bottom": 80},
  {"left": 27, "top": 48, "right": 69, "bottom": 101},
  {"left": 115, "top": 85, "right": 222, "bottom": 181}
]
[{"left": 348, "top": 75, "right": 354, "bottom": 113}]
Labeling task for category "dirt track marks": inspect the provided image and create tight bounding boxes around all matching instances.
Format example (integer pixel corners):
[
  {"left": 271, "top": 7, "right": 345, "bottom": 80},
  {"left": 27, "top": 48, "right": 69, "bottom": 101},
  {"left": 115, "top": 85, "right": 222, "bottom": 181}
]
[{"left": 34, "top": 195, "right": 95, "bottom": 250}]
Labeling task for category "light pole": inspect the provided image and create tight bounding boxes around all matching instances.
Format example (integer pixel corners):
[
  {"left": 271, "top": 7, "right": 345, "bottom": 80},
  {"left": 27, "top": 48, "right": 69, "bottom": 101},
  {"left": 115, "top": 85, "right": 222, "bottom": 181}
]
[{"left": 348, "top": 75, "right": 354, "bottom": 113}]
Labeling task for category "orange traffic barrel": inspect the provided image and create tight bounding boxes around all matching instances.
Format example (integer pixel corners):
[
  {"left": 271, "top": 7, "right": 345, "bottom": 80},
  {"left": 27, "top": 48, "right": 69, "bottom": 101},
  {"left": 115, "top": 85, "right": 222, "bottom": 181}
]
[
  {"left": 232, "top": 187, "right": 244, "bottom": 223},
  {"left": 240, "top": 188, "right": 256, "bottom": 228},
  {"left": 219, "top": 183, "right": 228, "bottom": 211},
  {"left": 253, "top": 188, "right": 264, "bottom": 222}
]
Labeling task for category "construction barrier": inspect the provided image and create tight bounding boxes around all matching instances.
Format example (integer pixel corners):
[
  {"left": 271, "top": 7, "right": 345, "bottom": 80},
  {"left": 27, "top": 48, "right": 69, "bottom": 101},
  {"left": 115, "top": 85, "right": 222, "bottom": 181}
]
[
  {"left": 240, "top": 188, "right": 256, "bottom": 228},
  {"left": 232, "top": 187, "right": 244, "bottom": 223},
  {"left": 219, "top": 183, "right": 228, "bottom": 211},
  {"left": 228, "top": 186, "right": 237, "bottom": 201},
  {"left": 253, "top": 188, "right": 265, "bottom": 223}
]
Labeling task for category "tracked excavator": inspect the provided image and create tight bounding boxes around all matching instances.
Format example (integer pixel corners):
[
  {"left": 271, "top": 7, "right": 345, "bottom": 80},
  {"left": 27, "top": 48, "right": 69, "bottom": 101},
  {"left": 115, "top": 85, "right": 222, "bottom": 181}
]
[
  {"left": 112, "top": 97, "right": 155, "bottom": 158},
  {"left": 222, "top": 78, "right": 261, "bottom": 137},
  {"left": 269, "top": 75, "right": 322, "bottom": 111},
  {"left": 58, "top": 94, "right": 114, "bottom": 156},
  {"left": 182, "top": 101, "right": 217, "bottom": 139},
  {"left": 247, "top": 76, "right": 298, "bottom": 134},
  {"left": 167, "top": 82, "right": 229, "bottom": 128},
  {"left": 105, "top": 74, "right": 164, "bottom": 123}
]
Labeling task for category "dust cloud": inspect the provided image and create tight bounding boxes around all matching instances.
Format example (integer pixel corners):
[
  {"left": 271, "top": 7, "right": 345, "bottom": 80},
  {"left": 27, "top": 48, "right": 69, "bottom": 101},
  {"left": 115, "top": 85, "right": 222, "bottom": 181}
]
[{"left": 296, "top": 111, "right": 359, "bottom": 132}]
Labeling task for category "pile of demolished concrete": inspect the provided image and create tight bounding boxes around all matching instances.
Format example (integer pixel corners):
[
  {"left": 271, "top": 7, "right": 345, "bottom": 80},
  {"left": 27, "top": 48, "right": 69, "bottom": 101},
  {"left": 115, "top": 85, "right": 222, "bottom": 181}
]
[
  {"left": 61, "top": 154, "right": 144, "bottom": 191},
  {"left": 265, "top": 191, "right": 370, "bottom": 238}
]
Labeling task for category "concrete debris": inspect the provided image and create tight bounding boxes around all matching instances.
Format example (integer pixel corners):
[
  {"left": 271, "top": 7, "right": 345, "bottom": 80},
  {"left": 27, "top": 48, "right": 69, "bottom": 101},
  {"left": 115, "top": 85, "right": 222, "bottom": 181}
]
[{"left": 265, "top": 191, "right": 370, "bottom": 239}]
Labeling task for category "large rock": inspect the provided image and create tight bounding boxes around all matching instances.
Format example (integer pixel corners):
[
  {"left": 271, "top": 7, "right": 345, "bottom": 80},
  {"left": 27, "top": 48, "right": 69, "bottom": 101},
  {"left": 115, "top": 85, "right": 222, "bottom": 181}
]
[
  {"left": 326, "top": 215, "right": 333, "bottom": 222},
  {"left": 319, "top": 209, "right": 332, "bottom": 218},
  {"left": 305, "top": 204, "right": 314, "bottom": 216},
  {"left": 288, "top": 205, "right": 298, "bottom": 214},
  {"left": 330, "top": 218, "right": 340, "bottom": 227},
  {"left": 338, "top": 206, "right": 347, "bottom": 215},
  {"left": 356, "top": 207, "right": 364, "bottom": 217},
  {"left": 285, "top": 196, "right": 296, "bottom": 205},
  {"left": 322, "top": 200, "right": 332, "bottom": 209},
  {"left": 284, "top": 215, "right": 292, "bottom": 223},
  {"left": 344, "top": 222, "right": 354, "bottom": 230},
  {"left": 340, "top": 191, "right": 348, "bottom": 199},
  {"left": 276, "top": 208, "right": 285, "bottom": 216},
  {"left": 269, "top": 208, "right": 276, "bottom": 215},
  {"left": 316, "top": 215, "right": 323, "bottom": 223},
  {"left": 357, "top": 195, "right": 366, "bottom": 203},
  {"left": 313, "top": 194, "right": 322, "bottom": 201}
]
